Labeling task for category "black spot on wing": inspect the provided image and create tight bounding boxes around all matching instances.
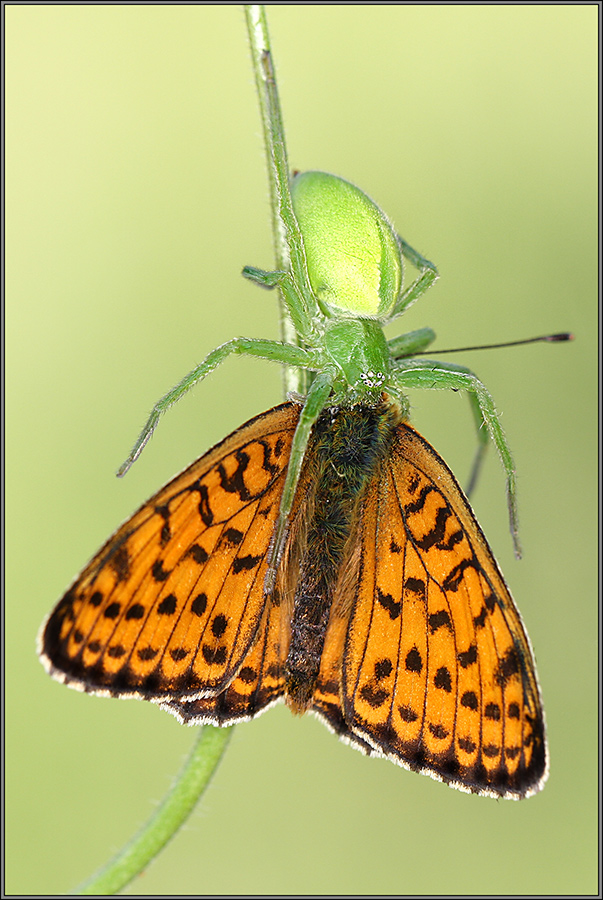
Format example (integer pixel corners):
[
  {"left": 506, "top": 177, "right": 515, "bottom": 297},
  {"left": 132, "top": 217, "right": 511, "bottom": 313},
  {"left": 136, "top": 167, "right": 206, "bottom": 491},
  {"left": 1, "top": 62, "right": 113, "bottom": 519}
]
[
  {"left": 188, "top": 544, "right": 209, "bottom": 565},
  {"left": 224, "top": 528, "right": 244, "bottom": 546},
  {"left": 443, "top": 557, "right": 479, "bottom": 592},
  {"left": 125, "top": 604, "right": 145, "bottom": 621},
  {"left": 474, "top": 592, "right": 497, "bottom": 628},
  {"left": 259, "top": 438, "right": 281, "bottom": 476},
  {"left": 152, "top": 560, "right": 170, "bottom": 582},
  {"left": 495, "top": 647, "right": 520, "bottom": 686},
  {"left": 415, "top": 503, "right": 451, "bottom": 551},
  {"left": 434, "top": 667, "right": 452, "bottom": 692},
  {"left": 404, "top": 577, "right": 425, "bottom": 597},
  {"left": 405, "top": 647, "right": 423, "bottom": 674},
  {"left": 458, "top": 644, "right": 477, "bottom": 668},
  {"left": 398, "top": 704, "right": 418, "bottom": 723},
  {"left": 404, "top": 483, "right": 433, "bottom": 516},
  {"left": 195, "top": 484, "right": 213, "bottom": 527},
  {"left": 239, "top": 666, "right": 257, "bottom": 685},
  {"left": 428, "top": 610, "right": 451, "bottom": 633},
  {"left": 191, "top": 593, "right": 207, "bottom": 617},
  {"left": 157, "top": 595, "right": 177, "bottom": 616},
  {"left": 376, "top": 588, "right": 400, "bottom": 620},
  {"left": 428, "top": 722, "right": 449, "bottom": 739},
  {"left": 232, "top": 554, "right": 262, "bottom": 574},
  {"left": 483, "top": 743, "right": 501, "bottom": 759},
  {"left": 461, "top": 691, "right": 478, "bottom": 710},
  {"left": 202, "top": 644, "right": 227, "bottom": 666},
  {"left": 211, "top": 614, "right": 228, "bottom": 638},
  {"left": 473, "top": 607, "right": 487, "bottom": 629},
  {"left": 155, "top": 505, "right": 171, "bottom": 546},
  {"left": 218, "top": 449, "right": 252, "bottom": 500},
  {"left": 108, "top": 544, "right": 130, "bottom": 582},
  {"left": 359, "top": 683, "right": 389, "bottom": 708},
  {"left": 485, "top": 702, "right": 501, "bottom": 721},
  {"left": 374, "top": 658, "right": 393, "bottom": 680}
]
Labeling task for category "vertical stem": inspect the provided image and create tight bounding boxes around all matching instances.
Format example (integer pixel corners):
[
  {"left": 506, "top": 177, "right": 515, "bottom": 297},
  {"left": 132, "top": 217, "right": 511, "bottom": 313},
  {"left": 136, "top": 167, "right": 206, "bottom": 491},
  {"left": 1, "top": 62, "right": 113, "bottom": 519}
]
[{"left": 244, "top": 5, "right": 314, "bottom": 394}]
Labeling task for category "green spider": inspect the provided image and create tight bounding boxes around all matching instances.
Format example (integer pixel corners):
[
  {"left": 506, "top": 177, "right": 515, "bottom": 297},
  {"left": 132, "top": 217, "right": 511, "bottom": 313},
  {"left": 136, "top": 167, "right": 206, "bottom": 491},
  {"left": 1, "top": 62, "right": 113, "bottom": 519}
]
[{"left": 117, "top": 165, "right": 519, "bottom": 575}]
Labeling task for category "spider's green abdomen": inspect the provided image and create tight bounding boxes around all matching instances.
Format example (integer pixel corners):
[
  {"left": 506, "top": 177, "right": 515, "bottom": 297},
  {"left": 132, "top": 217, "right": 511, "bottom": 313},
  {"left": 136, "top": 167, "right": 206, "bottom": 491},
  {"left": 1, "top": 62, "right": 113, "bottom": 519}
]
[{"left": 290, "top": 171, "right": 403, "bottom": 319}]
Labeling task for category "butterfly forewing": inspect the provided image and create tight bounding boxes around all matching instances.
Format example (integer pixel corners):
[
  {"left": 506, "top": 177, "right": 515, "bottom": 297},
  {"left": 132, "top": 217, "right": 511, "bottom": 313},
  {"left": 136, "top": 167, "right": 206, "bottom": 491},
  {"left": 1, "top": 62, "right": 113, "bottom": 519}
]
[
  {"left": 339, "top": 422, "right": 547, "bottom": 798},
  {"left": 39, "top": 404, "right": 300, "bottom": 703}
]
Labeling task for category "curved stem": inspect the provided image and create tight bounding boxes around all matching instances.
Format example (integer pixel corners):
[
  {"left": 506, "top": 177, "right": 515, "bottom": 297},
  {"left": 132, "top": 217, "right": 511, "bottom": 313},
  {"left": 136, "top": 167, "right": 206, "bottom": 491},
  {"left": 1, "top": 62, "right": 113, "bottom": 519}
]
[{"left": 73, "top": 725, "right": 233, "bottom": 895}]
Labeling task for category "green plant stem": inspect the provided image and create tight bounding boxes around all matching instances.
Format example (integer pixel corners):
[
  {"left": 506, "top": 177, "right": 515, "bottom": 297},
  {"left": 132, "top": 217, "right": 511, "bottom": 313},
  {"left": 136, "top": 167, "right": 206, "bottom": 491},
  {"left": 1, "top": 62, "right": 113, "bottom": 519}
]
[
  {"left": 73, "top": 725, "right": 233, "bottom": 895},
  {"left": 244, "top": 4, "right": 309, "bottom": 395}
]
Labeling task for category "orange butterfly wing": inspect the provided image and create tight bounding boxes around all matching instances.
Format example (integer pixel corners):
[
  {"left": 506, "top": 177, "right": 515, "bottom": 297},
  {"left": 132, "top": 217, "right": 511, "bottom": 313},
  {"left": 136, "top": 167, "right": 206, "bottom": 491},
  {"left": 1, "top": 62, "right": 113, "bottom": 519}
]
[
  {"left": 163, "top": 578, "right": 288, "bottom": 724},
  {"left": 315, "top": 421, "right": 547, "bottom": 799},
  {"left": 39, "top": 403, "right": 300, "bottom": 718}
]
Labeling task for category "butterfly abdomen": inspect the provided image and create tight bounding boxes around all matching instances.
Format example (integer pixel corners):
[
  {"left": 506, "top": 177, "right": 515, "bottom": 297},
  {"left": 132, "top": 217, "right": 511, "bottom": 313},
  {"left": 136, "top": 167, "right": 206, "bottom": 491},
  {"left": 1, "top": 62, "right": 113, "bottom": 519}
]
[{"left": 285, "top": 402, "right": 397, "bottom": 712}]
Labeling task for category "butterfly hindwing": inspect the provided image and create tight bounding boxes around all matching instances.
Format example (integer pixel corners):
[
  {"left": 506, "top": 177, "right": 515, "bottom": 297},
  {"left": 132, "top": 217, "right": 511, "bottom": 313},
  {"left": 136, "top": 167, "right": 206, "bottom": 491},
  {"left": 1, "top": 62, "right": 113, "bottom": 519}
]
[
  {"left": 39, "top": 403, "right": 301, "bottom": 707},
  {"left": 337, "top": 422, "right": 547, "bottom": 798},
  {"left": 162, "top": 570, "right": 290, "bottom": 725}
]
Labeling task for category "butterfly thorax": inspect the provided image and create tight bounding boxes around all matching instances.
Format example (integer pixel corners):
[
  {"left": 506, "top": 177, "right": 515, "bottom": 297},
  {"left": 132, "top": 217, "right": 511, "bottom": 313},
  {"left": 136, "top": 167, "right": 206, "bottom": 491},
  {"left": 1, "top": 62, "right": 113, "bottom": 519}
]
[{"left": 284, "top": 401, "right": 399, "bottom": 712}]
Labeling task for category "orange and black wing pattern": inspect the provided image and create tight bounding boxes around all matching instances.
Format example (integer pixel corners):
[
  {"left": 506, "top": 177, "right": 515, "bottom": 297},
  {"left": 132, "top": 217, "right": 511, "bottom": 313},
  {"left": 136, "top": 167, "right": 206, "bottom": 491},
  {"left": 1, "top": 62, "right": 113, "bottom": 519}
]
[
  {"left": 39, "top": 403, "right": 301, "bottom": 721},
  {"left": 40, "top": 396, "right": 547, "bottom": 798},
  {"left": 315, "top": 422, "right": 547, "bottom": 799}
]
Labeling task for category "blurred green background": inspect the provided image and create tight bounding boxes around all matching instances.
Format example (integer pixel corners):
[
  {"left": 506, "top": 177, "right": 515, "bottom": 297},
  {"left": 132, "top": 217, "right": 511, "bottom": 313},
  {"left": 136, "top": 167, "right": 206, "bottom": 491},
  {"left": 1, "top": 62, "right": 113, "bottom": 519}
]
[{"left": 7, "top": 5, "right": 596, "bottom": 895}]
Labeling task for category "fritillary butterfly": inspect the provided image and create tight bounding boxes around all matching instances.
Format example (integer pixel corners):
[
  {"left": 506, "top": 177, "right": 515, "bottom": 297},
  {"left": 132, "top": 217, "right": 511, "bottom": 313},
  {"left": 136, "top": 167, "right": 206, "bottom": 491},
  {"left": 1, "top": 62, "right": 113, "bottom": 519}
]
[{"left": 39, "top": 398, "right": 547, "bottom": 799}]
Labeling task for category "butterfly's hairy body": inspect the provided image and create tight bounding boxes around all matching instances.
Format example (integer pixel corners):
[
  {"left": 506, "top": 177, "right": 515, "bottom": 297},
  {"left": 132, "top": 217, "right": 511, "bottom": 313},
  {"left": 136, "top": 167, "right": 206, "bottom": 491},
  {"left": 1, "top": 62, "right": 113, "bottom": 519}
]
[{"left": 284, "top": 403, "right": 399, "bottom": 712}]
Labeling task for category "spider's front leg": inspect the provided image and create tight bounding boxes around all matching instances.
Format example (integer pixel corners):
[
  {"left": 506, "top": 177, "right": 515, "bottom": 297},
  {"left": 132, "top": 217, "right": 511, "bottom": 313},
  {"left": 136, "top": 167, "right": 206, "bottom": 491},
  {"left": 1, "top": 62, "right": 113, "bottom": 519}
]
[
  {"left": 392, "top": 357, "right": 520, "bottom": 557},
  {"left": 117, "top": 337, "right": 315, "bottom": 476}
]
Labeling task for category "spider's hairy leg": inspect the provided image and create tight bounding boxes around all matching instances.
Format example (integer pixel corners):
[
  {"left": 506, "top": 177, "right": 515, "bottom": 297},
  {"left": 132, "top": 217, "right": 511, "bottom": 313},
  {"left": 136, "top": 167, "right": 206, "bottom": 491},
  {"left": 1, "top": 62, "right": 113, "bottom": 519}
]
[
  {"left": 391, "top": 357, "right": 521, "bottom": 557},
  {"left": 387, "top": 326, "right": 436, "bottom": 360},
  {"left": 389, "top": 236, "right": 439, "bottom": 319},
  {"left": 117, "top": 337, "right": 315, "bottom": 476},
  {"left": 264, "top": 369, "right": 336, "bottom": 593}
]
